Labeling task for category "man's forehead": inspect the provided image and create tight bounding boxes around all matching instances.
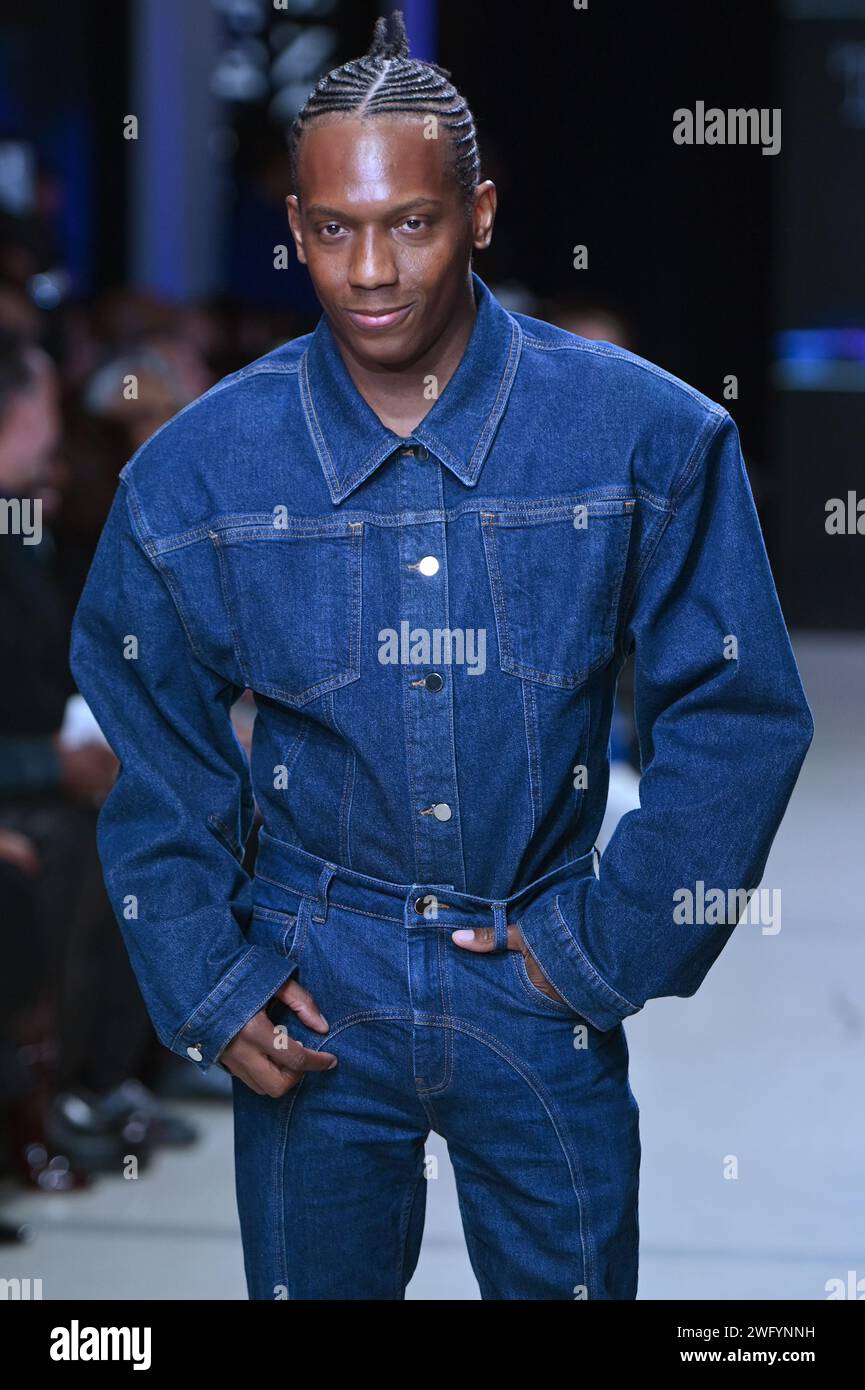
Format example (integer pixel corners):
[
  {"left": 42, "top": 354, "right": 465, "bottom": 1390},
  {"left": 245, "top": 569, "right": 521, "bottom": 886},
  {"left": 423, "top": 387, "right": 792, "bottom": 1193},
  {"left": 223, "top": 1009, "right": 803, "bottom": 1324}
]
[
  {"left": 297, "top": 116, "right": 451, "bottom": 198},
  {"left": 303, "top": 192, "right": 446, "bottom": 219}
]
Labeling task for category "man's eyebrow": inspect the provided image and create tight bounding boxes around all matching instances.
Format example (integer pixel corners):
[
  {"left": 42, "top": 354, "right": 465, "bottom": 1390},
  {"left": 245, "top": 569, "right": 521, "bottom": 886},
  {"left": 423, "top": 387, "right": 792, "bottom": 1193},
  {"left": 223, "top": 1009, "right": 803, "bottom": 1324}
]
[
  {"left": 373, "top": 198, "right": 445, "bottom": 215},
  {"left": 304, "top": 198, "right": 444, "bottom": 219}
]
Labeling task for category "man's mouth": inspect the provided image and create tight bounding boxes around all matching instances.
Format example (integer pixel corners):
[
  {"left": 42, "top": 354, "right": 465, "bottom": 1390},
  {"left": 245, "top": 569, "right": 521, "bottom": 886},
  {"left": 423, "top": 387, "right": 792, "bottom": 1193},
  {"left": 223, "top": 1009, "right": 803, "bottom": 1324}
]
[{"left": 343, "top": 304, "right": 414, "bottom": 331}]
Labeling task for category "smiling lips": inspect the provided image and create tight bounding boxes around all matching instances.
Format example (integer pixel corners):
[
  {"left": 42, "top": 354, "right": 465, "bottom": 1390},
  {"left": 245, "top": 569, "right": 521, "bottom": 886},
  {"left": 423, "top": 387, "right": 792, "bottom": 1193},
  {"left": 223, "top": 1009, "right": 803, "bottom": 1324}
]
[{"left": 343, "top": 304, "right": 414, "bottom": 331}]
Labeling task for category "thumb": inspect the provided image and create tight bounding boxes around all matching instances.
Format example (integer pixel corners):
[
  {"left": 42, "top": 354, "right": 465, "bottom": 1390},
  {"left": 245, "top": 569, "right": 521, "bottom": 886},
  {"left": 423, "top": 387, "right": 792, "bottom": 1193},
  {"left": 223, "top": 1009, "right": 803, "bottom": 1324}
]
[{"left": 451, "top": 925, "right": 496, "bottom": 952}]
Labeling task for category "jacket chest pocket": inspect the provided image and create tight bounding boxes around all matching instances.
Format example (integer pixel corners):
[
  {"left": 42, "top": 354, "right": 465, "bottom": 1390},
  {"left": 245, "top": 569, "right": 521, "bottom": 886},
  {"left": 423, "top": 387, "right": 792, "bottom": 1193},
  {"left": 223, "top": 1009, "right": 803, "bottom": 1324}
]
[
  {"left": 209, "top": 516, "right": 363, "bottom": 707},
  {"left": 480, "top": 496, "right": 635, "bottom": 688}
]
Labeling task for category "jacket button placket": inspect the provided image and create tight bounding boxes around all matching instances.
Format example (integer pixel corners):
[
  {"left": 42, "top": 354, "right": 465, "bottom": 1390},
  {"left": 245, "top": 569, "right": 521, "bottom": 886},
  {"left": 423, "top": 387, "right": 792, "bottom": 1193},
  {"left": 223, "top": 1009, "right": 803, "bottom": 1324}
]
[{"left": 396, "top": 445, "right": 464, "bottom": 890}]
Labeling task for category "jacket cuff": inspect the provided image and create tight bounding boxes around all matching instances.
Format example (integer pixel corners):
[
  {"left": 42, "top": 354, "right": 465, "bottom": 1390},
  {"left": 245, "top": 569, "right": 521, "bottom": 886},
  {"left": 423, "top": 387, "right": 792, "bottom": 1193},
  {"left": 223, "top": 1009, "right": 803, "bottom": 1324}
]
[
  {"left": 514, "top": 889, "right": 640, "bottom": 1032},
  {"left": 170, "top": 944, "right": 300, "bottom": 1072}
]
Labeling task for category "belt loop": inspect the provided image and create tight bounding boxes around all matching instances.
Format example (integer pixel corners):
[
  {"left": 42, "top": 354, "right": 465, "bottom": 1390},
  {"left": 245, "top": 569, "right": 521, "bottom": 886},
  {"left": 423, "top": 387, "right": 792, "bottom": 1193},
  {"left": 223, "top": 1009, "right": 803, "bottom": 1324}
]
[
  {"left": 491, "top": 902, "right": 510, "bottom": 952},
  {"left": 311, "top": 864, "right": 336, "bottom": 924}
]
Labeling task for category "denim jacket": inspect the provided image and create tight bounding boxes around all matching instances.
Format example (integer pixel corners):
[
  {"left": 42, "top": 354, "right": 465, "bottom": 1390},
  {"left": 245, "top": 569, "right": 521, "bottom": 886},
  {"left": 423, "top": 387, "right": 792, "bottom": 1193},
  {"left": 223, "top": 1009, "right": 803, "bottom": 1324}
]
[{"left": 69, "top": 270, "right": 814, "bottom": 1070}]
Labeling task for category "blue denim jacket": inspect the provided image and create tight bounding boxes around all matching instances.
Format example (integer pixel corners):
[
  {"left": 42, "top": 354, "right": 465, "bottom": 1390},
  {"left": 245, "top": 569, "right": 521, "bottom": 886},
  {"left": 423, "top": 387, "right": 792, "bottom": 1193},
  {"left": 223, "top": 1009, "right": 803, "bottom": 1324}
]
[{"left": 69, "top": 270, "right": 814, "bottom": 1070}]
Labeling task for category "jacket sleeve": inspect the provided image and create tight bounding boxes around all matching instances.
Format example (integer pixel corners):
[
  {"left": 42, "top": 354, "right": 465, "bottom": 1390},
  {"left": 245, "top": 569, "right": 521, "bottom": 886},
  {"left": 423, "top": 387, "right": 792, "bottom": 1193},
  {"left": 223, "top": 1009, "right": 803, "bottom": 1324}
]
[
  {"left": 516, "top": 409, "right": 815, "bottom": 1030},
  {"left": 68, "top": 476, "right": 298, "bottom": 1071}
]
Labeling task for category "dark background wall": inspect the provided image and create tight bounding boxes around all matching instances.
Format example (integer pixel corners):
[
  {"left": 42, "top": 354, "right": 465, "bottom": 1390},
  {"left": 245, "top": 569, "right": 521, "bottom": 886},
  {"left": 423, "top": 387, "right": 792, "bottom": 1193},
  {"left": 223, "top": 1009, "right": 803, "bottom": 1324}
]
[{"left": 1, "top": 0, "right": 862, "bottom": 626}]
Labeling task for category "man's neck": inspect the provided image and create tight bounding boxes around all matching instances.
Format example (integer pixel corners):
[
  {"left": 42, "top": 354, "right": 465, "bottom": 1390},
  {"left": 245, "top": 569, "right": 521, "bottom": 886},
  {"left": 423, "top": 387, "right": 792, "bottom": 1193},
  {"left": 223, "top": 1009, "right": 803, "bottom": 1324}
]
[{"left": 328, "top": 279, "right": 477, "bottom": 438}]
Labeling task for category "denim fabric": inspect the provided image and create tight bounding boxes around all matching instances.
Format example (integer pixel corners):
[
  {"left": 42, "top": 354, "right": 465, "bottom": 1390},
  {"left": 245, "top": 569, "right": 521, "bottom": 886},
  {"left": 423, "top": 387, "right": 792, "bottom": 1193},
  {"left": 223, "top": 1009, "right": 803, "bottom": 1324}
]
[
  {"left": 233, "top": 830, "right": 640, "bottom": 1299},
  {"left": 69, "top": 269, "right": 814, "bottom": 1078}
]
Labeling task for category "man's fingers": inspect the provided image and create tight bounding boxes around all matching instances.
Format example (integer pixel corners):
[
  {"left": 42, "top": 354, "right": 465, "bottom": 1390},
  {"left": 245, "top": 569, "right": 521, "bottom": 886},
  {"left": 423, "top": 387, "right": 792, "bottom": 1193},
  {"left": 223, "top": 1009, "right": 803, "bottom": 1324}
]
[
  {"left": 451, "top": 924, "right": 493, "bottom": 951},
  {"left": 451, "top": 922, "right": 524, "bottom": 953},
  {"left": 259, "top": 1027, "right": 337, "bottom": 1076},
  {"left": 241, "top": 1011, "right": 337, "bottom": 1076},
  {"left": 225, "top": 1037, "right": 337, "bottom": 1099},
  {"left": 451, "top": 920, "right": 568, "bottom": 1004},
  {"left": 271, "top": 1036, "right": 338, "bottom": 1074},
  {"left": 274, "top": 976, "right": 330, "bottom": 1033},
  {"left": 218, "top": 1001, "right": 340, "bottom": 1097}
]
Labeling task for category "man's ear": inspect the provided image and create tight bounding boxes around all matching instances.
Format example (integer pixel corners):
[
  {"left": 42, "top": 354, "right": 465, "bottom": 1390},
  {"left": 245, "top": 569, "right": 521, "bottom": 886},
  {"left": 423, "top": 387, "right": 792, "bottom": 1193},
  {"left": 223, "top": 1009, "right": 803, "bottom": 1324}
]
[
  {"left": 286, "top": 194, "right": 306, "bottom": 265},
  {"left": 471, "top": 180, "right": 496, "bottom": 253}
]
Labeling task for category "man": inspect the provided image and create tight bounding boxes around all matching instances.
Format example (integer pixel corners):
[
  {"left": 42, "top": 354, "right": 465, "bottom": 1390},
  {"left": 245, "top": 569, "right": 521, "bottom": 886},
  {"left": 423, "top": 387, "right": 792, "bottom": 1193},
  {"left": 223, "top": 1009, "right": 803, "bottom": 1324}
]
[{"left": 69, "top": 12, "right": 814, "bottom": 1300}]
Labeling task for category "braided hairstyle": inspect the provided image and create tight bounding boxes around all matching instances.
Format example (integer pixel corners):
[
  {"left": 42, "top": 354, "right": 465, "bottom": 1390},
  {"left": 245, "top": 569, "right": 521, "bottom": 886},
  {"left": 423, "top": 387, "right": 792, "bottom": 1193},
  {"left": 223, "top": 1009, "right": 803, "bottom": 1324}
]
[{"left": 288, "top": 9, "right": 480, "bottom": 212}]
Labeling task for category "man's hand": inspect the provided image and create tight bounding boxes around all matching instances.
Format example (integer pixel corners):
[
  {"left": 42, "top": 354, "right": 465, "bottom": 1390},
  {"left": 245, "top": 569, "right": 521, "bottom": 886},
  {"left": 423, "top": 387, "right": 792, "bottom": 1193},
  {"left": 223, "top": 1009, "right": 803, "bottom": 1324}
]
[
  {"left": 451, "top": 921, "right": 568, "bottom": 1005},
  {"left": 218, "top": 975, "right": 338, "bottom": 1097}
]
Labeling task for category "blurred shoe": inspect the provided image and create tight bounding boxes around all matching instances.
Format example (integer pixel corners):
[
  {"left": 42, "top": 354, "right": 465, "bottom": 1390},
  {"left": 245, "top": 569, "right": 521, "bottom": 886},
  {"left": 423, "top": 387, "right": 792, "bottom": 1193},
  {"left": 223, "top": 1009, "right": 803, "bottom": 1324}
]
[
  {"left": 91, "top": 1079, "right": 198, "bottom": 1148},
  {"left": 3, "top": 1093, "right": 94, "bottom": 1191},
  {"left": 1, "top": 1042, "right": 96, "bottom": 1190},
  {"left": 46, "top": 1089, "right": 152, "bottom": 1175},
  {"left": 0, "top": 1216, "right": 33, "bottom": 1243},
  {"left": 15, "top": 1139, "right": 94, "bottom": 1192}
]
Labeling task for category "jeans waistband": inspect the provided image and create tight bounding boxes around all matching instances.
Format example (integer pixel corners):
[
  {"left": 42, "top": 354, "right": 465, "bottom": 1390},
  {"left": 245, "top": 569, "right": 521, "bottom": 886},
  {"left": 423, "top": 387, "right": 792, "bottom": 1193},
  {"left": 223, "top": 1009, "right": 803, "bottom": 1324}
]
[{"left": 253, "top": 826, "right": 599, "bottom": 931}]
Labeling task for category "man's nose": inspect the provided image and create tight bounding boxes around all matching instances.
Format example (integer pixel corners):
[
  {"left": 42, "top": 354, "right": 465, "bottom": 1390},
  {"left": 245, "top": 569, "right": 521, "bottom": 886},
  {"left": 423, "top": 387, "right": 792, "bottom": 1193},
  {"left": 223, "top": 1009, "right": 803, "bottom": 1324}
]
[{"left": 348, "top": 226, "right": 398, "bottom": 288}]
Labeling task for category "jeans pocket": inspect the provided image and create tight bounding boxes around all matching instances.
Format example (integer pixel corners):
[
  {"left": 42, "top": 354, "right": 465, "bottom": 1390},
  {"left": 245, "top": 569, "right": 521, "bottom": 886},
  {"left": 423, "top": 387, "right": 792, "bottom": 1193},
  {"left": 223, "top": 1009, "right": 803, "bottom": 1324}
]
[
  {"left": 508, "top": 943, "right": 576, "bottom": 1014},
  {"left": 481, "top": 494, "right": 634, "bottom": 688},
  {"left": 245, "top": 899, "right": 308, "bottom": 963}
]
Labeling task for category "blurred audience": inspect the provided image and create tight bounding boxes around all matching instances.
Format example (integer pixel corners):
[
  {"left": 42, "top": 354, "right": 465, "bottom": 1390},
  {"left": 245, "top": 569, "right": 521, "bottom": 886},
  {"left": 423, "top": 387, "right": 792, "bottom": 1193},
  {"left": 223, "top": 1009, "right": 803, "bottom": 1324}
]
[
  {"left": 0, "top": 330, "right": 164, "bottom": 1217},
  {"left": 0, "top": 208, "right": 653, "bottom": 1239},
  {"left": 0, "top": 198, "right": 310, "bottom": 1241},
  {"left": 541, "top": 295, "right": 635, "bottom": 353}
]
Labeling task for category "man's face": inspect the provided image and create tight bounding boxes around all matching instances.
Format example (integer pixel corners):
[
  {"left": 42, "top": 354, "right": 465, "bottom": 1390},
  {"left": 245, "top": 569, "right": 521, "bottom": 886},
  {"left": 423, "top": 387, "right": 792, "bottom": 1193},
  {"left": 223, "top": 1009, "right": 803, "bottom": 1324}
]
[{"left": 287, "top": 115, "right": 494, "bottom": 369}]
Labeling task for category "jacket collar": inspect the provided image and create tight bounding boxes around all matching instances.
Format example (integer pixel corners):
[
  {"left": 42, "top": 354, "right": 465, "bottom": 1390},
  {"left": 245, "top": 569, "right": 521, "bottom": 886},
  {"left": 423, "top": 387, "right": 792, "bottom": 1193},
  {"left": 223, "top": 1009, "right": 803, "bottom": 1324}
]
[{"left": 299, "top": 270, "right": 523, "bottom": 504}]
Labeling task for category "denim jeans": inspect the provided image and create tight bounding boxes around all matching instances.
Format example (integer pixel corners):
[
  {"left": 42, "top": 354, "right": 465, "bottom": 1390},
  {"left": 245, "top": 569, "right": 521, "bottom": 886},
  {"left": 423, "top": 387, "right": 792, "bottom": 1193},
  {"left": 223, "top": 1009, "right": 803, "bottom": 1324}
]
[{"left": 233, "top": 828, "right": 640, "bottom": 1300}]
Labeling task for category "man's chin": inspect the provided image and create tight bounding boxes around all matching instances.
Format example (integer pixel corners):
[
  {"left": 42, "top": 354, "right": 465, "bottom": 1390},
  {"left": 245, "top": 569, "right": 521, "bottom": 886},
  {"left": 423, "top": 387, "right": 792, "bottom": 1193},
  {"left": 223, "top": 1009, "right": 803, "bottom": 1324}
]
[{"left": 348, "top": 332, "right": 420, "bottom": 369}]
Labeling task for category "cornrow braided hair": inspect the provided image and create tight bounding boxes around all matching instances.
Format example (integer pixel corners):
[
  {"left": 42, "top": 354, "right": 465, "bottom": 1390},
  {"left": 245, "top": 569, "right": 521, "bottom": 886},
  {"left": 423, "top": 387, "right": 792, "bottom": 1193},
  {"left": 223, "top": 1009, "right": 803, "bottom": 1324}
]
[{"left": 288, "top": 9, "right": 480, "bottom": 210}]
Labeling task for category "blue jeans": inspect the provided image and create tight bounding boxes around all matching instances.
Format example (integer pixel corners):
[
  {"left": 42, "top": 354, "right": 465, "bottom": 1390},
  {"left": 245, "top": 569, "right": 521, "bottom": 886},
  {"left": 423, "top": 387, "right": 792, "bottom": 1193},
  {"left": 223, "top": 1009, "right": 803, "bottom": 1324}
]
[{"left": 231, "top": 828, "right": 641, "bottom": 1300}]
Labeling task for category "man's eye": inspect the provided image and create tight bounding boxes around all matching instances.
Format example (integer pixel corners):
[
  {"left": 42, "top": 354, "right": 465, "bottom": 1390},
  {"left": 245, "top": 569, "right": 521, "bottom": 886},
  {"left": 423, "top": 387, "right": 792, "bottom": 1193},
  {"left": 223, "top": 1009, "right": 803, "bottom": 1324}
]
[
  {"left": 321, "top": 223, "right": 344, "bottom": 237},
  {"left": 400, "top": 217, "right": 425, "bottom": 231}
]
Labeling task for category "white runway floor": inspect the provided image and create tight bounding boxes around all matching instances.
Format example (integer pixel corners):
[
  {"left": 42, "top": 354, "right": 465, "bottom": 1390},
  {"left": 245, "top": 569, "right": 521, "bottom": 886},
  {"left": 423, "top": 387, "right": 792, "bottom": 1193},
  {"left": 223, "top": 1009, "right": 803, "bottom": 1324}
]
[{"left": 2, "top": 632, "right": 862, "bottom": 1300}]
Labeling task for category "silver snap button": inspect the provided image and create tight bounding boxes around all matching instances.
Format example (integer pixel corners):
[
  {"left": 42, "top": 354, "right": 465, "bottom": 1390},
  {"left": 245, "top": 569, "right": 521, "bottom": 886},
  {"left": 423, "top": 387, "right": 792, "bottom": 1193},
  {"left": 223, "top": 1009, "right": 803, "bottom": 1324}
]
[
  {"left": 432, "top": 803, "right": 452, "bottom": 822},
  {"left": 417, "top": 556, "right": 439, "bottom": 576},
  {"left": 186, "top": 1045, "right": 203, "bottom": 1062}
]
